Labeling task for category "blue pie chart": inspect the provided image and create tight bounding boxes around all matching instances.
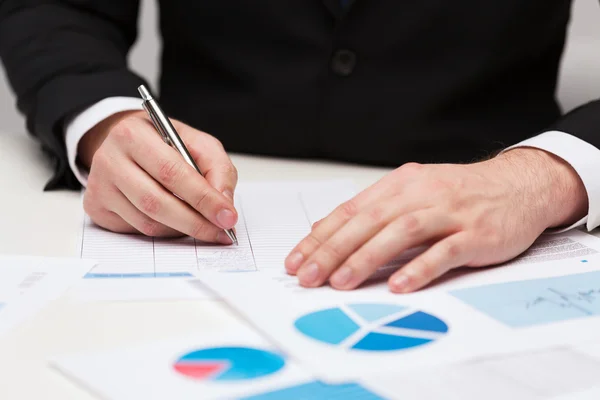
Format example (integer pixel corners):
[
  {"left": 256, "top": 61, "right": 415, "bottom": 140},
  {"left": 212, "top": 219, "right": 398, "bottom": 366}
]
[
  {"left": 173, "top": 347, "right": 285, "bottom": 381},
  {"left": 295, "top": 303, "right": 448, "bottom": 351}
]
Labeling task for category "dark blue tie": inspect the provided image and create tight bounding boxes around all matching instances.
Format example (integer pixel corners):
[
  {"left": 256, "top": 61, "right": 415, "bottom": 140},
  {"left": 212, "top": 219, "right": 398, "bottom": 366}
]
[{"left": 340, "top": 0, "right": 351, "bottom": 9}]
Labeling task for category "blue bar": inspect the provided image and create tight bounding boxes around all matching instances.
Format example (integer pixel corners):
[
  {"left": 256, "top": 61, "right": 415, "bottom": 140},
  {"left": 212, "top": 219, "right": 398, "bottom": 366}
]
[
  {"left": 84, "top": 273, "right": 112, "bottom": 279},
  {"left": 155, "top": 272, "right": 194, "bottom": 278},
  {"left": 84, "top": 272, "right": 193, "bottom": 279},
  {"left": 241, "top": 381, "right": 386, "bottom": 400},
  {"left": 119, "top": 273, "right": 145, "bottom": 278}
]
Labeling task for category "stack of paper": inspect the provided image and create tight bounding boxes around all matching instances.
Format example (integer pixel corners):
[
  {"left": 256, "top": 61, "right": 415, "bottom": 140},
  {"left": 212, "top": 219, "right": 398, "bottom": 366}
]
[{"left": 49, "top": 179, "right": 600, "bottom": 399}]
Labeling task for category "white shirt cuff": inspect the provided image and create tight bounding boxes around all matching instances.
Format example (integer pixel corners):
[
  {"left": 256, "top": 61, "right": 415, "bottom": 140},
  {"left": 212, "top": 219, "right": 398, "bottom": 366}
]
[
  {"left": 65, "top": 97, "right": 143, "bottom": 187},
  {"left": 503, "top": 130, "right": 600, "bottom": 232}
]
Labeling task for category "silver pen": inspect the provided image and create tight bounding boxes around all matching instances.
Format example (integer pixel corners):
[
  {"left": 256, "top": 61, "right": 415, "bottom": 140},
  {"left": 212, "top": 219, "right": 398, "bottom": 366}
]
[{"left": 138, "top": 85, "right": 238, "bottom": 245}]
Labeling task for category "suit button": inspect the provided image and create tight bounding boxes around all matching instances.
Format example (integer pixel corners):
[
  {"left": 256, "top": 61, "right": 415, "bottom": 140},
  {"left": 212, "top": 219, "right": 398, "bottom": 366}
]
[{"left": 331, "top": 49, "right": 356, "bottom": 76}]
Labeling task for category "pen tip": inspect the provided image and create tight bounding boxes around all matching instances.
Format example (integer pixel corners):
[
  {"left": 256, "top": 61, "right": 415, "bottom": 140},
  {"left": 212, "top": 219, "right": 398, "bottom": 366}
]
[{"left": 224, "top": 230, "right": 238, "bottom": 246}]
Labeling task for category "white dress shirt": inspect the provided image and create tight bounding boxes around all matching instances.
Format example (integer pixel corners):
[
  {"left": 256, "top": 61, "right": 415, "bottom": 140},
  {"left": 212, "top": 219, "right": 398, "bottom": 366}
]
[{"left": 65, "top": 98, "right": 600, "bottom": 231}]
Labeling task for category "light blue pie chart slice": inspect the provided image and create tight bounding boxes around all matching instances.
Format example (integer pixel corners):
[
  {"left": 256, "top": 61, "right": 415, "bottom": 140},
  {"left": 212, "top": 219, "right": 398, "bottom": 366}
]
[
  {"left": 294, "top": 308, "right": 359, "bottom": 345},
  {"left": 349, "top": 303, "right": 406, "bottom": 322}
]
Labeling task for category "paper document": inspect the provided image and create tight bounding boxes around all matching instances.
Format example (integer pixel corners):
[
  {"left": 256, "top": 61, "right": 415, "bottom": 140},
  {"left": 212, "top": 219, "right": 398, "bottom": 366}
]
[
  {"left": 363, "top": 346, "right": 600, "bottom": 400},
  {"left": 506, "top": 233, "right": 598, "bottom": 264},
  {"left": 75, "top": 177, "right": 600, "bottom": 302},
  {"left": 0, "top": 255, "right": 94, "bottom": 337},
  {"left": 73, "top": 180, "right": 356, "bottom": 301},
  {"left": 198, "top": 234, "right": 600, "bottom": 381},
  {"left": 52, "top": 325, "right": 386, "bottom": 400}
]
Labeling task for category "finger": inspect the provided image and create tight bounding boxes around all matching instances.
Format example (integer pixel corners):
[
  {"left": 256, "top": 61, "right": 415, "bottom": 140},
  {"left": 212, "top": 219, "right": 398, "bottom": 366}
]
[
  {"left": 311, "top": 218, "right": 323, "bottom": 230},
  {"left": 179, "top": 128, "right": 238, "bottom": 201},
  {"left": 88, "top": 208, "right": 139, "bottom": 234},
  {"left": 329, "top": 209, "right": 459, "bottom": 290},
  {"left": 388, "top": 231, "right": 475, "bottom": 293},
  {"left": 84, "top": 176, "right": 140, "bottom": 235},
  {"left": 295, "top": 196, "right": 423, "bottom": 288},
  {"left": 123, "top": 124, "right": 238, "bottom": 230},
  {"left": 106, "top": 186, "right": 181, "bottom": 237},
  {"left": 285, "top": 180, "right": 401, "bottom": 274},
  {"left": 115, "top": 160, "right": 232, "bottom": 244}
]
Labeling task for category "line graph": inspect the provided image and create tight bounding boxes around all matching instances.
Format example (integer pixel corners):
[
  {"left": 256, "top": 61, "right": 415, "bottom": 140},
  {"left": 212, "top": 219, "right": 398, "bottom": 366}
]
[
  {"left": 451, "top": 271, "right": 600, "bottom": 327},
  {"left": 526, "top": 287, "right": 600, "bottom": 316}
]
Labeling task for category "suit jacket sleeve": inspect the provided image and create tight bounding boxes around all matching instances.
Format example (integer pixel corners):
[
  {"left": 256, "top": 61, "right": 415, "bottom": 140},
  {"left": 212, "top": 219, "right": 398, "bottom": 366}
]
[
  {"left": 550, "top": 100, "right": 600, "bottom": 148},
  {"left": 0, "top": 0, "right": 148, "bottom": 190}
]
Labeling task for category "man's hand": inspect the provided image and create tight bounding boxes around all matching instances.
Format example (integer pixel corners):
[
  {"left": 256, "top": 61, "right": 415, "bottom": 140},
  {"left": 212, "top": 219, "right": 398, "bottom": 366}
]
[
  {"left": 285, "top": 148, "right": 588, "bottom": 293},
  {"left": 80, "top": 110, "right": 238, "bottom": 243}
]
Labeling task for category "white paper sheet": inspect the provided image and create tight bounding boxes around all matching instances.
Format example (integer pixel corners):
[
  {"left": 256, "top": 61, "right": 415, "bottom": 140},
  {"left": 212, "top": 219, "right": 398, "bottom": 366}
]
[
  {"left": 361, "top": 346, "right": 600, "bottom": 400},
  {"left": 71, "top": 180, "right": 357, "bottom": 301},
  {"left": 70, "top": 217, "right": 214, "bottom": 302},
  {"left": 51, "top": 325, "right": 387, "bottom": 400},
  {"left": 0, "top": 255, "right": 94, "bottom": 337},
  {"left": 197, "top": 232, "right": 600, "bottom": 382}
]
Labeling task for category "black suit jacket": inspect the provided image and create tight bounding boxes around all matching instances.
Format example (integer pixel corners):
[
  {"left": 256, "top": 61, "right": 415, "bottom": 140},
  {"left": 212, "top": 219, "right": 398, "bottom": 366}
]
[{"left": 1, "top": 0, "right": 599, "bottom": 190}]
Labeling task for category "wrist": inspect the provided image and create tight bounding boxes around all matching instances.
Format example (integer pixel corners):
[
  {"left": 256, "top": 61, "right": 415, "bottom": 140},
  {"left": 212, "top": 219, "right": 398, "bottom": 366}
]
[
  {"left": 491, "top": 148, "right": 588, "bottom": 229},
  {"left": 77, "top": 110, "right": 144, "bottom": 168}
]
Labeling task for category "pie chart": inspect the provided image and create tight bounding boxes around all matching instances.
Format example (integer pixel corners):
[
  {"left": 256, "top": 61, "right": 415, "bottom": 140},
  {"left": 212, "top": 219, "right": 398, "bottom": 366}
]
[
  {"left": 294, "top": 303, "right": 448, "bottom": 352},
  {"left": 173, "top": 347, "right": 285, "bottom": 382}
]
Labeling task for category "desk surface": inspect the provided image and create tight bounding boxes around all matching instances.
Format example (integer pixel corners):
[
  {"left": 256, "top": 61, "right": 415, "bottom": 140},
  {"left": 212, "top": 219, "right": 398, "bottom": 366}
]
[{"left": 0, "top": 132, "right": 389, "bottom": 399}]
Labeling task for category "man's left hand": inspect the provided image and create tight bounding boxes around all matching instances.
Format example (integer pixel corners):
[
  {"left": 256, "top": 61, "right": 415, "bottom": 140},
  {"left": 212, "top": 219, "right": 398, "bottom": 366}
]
[{"left": 285, "top": 148, "right": 588, "bottom": 293}]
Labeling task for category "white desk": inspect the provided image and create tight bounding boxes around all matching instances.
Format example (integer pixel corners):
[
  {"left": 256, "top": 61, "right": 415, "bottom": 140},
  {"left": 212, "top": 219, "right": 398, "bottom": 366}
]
[{"left": 0, "top": 132, "right": 389, "bottom": 399}]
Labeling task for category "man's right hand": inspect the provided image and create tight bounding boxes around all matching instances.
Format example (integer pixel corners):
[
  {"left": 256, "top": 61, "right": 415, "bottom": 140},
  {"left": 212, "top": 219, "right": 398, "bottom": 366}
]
[{"left": 79, "top": 110, "right": 238, "bottom": 244}]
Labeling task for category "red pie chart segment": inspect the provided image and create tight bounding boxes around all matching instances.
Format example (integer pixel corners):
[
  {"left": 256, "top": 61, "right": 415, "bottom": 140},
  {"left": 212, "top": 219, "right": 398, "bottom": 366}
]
[
  {"left": 173, "top": 361, "right": 228, "bottom": 380},
  {"left": 173, "top": 347, "right": 286, "bottom": 381}
]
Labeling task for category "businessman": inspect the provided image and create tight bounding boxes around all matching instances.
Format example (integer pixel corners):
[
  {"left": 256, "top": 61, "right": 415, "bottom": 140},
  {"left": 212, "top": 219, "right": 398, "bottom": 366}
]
[{"left": 1, "top": 1, "right": 598, "bottom": 293}]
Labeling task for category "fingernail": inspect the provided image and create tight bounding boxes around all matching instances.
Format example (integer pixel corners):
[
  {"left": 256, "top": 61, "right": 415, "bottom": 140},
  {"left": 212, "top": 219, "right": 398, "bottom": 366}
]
[
  {"left": 286, "top": 252, "right": 304, "bottom": 273},
  {"left": 298, "top": 263, "right": 319, "bottom": 285},
  {"left": 391, "top": 275, "right": 410, "bottom": 293},
  {"left": 331, "top": 266, "right": 353, "bottom": 287},
  {"left": 216, "top": 209, "right": 236, "bottom": 229},
  {"left": 217, "top": 231, "right": 233, "bottom": 245},
  {"left": 222, "top": 190, "right": 234, "bottom": 201}
]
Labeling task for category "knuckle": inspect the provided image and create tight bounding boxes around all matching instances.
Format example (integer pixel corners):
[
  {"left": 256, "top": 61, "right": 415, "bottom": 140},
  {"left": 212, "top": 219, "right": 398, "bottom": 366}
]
[
  {"left": 319, "top": 241, "right": 345, "bottom": 261},
  {"left": 398, "top": 162, "right": 423, "bottom": 175},
  {"left": 366, "top": 206, "right": 385, "bottom": 224},
  {"left": 306, "top": 232, "right": 324, "bottom": 248},
  {"left": 91, "top": 151, "right": 111, "bottom": 171},
  {"left": 223, "top": 163, "right": 238, "bottom": 181},
  {"left": 429, "top": 178, "right": 451, "bottom": 193},
  {"left": 443, "top": 240, "right": 462, "bottom": 259},
  {"left": 483, "top": 228, "right": 503, "bottom": 248},
  {"left": 139, "top": 219, "right": 161, "bottom": 237},
  {"left": 83, "top": 193, "right": 99, "bottom": 217},
  {"left": 339, "top": 199, "right": 359, "bottom": 219},
  {"left": 112, "top": 119, "right": 137, "bottom": 143},
  {"left": 193, "top": 188, "right": 212, "bottom": 211},
  {"left": 84, "top": 177, "right": 100, "bottom": 198},
  {"left": 190, "top": 219, "right": 211, "bottom": 239},
  {"left": 445, "top": 197, "right": 462, "bottom": 214},
  {"left": 157, "top": 158, "right": 185, "bottom": 186},
  {"left": 399, "top": 214, "right": 422, "bottom": 236},
  {"left": 355, "top": 250, "right": 379, "bottom": 269},
  {"left": 414, "top": 257, "right": 436, "bottom": 280},
  {"left": 139, "top": 193, "right": 161, "bottom": 216},
  {"left": 210, "top": 135, "right": 225, "bottom": 149}
]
